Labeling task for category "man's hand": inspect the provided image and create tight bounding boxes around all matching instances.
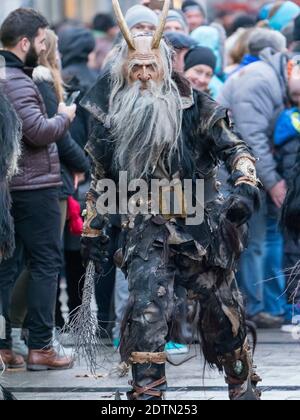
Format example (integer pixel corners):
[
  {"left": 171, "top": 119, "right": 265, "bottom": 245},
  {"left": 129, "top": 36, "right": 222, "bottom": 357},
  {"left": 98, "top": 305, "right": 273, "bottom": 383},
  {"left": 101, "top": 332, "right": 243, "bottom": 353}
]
[
  {"left": 58, "top": 102, "right": 77, "bottom": 123},
  {"left": 81, "top": 191, "right": 109, "bottom": 274},
  {"left": 74, "top": 173, "right": 86, "bottom": 190},
  {"left": 269, "top": 180, "right": 287, "bottom": 209},
  {"left": 81, "top": 235, "right": 109, "bottom": 274}
]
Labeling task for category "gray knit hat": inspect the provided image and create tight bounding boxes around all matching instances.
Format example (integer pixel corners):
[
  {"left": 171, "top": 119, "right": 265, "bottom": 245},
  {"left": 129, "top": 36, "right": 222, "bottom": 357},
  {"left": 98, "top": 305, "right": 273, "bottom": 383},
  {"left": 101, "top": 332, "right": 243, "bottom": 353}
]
[
  {"left": 182, "top": 0, "right": 207, "bottom": 19},
  {"left": 125, "top": 5, "right": 159, "bottom": 30},
  {"left": 166, "top": 10, "right": 188, "bottom": 33}
]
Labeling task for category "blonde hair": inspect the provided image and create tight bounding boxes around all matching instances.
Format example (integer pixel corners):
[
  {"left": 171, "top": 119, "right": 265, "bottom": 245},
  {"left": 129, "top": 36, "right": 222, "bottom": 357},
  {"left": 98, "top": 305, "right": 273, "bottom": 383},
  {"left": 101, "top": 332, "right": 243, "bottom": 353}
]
[
  {"left": 230, "top": 29, "right": 253, "bottom": 65},
  {"left": 39, "top": 29, "right": 65, "bottom": 103}
]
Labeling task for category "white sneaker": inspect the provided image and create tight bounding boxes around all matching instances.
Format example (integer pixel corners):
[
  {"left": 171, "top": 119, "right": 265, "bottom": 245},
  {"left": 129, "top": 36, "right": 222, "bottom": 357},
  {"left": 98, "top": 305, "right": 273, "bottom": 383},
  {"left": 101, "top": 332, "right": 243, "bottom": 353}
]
[
  {"left": 281, "top": 323, "right": 300, "bottom": 334},
  {"left": 11, "top": 328, "right": 28, "bottom": 358}
]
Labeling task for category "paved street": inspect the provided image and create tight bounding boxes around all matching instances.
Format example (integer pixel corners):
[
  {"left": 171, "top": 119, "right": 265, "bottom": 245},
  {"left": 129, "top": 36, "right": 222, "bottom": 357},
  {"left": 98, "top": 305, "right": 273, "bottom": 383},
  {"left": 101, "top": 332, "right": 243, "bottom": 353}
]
[{"left": 2, "top": 330, "right": 300, "bottom": 400}]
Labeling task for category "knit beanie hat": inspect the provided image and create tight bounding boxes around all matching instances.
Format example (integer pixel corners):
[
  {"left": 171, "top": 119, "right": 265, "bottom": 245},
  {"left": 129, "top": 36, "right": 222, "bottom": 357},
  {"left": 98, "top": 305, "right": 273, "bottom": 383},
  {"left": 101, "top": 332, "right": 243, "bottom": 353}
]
[
  {"left": 125, "top": 5, "right": 159, "bottom": 30},
  {"left": 185, "top": 46, "right": 216, "bottom": 71},
  {"left": 166, "top": 10, "right": 189, "bottom": 33},
  {"left": 182, "top": 0, "right": 206, "bottom": 19}
]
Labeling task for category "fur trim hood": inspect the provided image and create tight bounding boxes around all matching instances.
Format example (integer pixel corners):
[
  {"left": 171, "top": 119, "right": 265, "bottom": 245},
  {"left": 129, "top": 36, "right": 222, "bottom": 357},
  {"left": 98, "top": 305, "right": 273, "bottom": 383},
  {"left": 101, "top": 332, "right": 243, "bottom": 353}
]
[{"left": 32, "top": 65, "right": 53, "bottom": 84}]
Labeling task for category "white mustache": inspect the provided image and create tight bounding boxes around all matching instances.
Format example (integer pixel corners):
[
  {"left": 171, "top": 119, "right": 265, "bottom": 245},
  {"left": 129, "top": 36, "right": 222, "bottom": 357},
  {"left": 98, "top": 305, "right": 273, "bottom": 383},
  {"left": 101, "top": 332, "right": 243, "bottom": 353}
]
[{"left": 110, "top": 80, "right": 182, "bottom": 180}]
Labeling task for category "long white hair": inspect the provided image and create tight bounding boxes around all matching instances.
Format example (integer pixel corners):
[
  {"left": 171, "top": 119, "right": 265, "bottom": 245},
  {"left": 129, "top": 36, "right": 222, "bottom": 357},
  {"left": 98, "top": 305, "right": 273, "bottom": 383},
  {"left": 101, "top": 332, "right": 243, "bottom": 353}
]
[{"left": 108, "top": 37, "right": 183, "bottom": 180}]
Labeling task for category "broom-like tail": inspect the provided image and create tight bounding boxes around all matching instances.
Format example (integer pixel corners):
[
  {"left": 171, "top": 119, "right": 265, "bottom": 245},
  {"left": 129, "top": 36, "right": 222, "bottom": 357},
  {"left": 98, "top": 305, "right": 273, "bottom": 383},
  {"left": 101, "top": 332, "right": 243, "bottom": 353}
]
[{"left": 60, "top": 262, "right": 105, "bottom": 376}]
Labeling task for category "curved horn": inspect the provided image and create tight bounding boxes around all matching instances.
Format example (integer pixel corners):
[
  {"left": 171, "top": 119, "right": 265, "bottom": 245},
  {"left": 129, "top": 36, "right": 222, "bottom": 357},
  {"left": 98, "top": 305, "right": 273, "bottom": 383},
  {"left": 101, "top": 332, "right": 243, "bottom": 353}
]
[
  {"left": 112, "top": 0, "right": 135, "bottom": 50},
  {"left": 151, "top": 0, "right": 171, "bottom": 49}
]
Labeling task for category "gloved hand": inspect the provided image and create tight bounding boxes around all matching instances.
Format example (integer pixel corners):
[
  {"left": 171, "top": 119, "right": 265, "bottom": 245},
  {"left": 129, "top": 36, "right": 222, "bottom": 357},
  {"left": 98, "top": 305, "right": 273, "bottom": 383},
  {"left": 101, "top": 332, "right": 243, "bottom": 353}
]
[
  {"left": 81, "top": 191, "right": 109, "bottom": 274},
  {"left": 81, "top": 235, "right": 110, "bottom": 274},
  {"left": 225, "top": 183, "right": 260, "bottom": 227}
]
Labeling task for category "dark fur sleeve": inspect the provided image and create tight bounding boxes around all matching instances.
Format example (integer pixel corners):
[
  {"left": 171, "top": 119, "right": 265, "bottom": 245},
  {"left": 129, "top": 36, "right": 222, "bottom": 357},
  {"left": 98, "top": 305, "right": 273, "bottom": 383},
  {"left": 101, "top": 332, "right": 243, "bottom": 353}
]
[
  {"left": 0, "top": 90, "right": 21, "bottom": 261},
  {"left": 210, "top": 119, "right": 255, "bottom": 173}
]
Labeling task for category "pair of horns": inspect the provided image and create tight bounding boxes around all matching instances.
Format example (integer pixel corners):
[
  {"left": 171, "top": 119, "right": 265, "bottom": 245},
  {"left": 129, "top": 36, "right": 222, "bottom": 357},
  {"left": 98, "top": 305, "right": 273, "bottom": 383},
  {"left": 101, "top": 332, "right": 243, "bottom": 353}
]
[{"left": 112, "top": 0, "right": 170, "bottom": 50}]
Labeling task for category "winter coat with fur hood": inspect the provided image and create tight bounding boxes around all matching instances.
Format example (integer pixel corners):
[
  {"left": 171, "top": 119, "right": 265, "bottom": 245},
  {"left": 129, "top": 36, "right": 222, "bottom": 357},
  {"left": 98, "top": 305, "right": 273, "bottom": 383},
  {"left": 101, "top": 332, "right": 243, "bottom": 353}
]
[{"left": 0, "top": 51, "right": 70, "bottom": 192}]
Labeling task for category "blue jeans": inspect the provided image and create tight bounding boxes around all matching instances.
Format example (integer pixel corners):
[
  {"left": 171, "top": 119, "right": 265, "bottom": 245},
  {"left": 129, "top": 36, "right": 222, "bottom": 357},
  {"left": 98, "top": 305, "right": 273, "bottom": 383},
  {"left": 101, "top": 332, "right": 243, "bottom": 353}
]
[
  {"left": 263, "top": 218, "right": 286, "bottom": 317},
  {"left": 237, "top": 205, "right": 267, "bottom": 317}
]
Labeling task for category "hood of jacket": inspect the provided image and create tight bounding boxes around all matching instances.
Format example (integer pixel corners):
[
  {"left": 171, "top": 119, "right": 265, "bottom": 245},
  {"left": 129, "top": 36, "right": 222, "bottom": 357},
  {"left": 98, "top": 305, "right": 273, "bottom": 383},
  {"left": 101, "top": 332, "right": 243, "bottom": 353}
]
[
  {"left": 32, "top": 65, "right": 54, "bottom": 84},
  {"left": 259, "top": 48, "right": 289, "bottom": 105},
  {"left": 59, "top": 28, "right": 96, "bottom": 68}
]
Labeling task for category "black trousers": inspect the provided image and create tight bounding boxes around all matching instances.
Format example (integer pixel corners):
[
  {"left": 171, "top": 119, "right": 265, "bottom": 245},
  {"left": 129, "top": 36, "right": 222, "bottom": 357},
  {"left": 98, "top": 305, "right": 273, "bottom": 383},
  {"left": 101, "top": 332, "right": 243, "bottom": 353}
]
[
  {"left": 94, "top": 224, "right": 119, "bottom": 330},
  {"left": 55, "top": 250, "right": 85, "bottom": 328},
  {"left": 0, "top": 188, "right": 62, "bottom": 350}
]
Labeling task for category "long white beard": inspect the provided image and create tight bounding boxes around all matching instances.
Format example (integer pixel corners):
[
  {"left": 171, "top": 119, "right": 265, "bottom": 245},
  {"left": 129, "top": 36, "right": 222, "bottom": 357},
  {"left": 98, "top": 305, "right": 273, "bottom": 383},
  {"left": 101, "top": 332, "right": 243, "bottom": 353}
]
[{"left": 109, "top": 80, "right": 182, "bottom": 180}]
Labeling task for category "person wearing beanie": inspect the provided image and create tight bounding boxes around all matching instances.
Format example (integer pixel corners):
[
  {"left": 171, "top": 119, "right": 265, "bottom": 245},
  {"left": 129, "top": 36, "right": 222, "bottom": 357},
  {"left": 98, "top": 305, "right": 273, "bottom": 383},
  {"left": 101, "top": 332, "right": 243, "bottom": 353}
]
[
  {"left": 226, "top": 28, "right": 286, "bottom": 80},
  {"left": 248, "top": 28, "right": 287, "bottom": 57},
  {"left": 58, "top": 27, "right": 98, "bottom": 89},
  {"left": 165, "top": 9, "right": 189, "bottom": 34},
  {"left": 182, "top": 0, "right": 206, "bottom": 32},
  {"left": 229, "top": 14, "right": 256, "bottom": 36},
  {"left": 90, "top": 14, "right": 119, "bottom": 71},
  {"left": 125, "top": 5, "right": 159, "bottom": 33},
  {"left": 184, "top": 46, "right": 216, "bottom": 94},
  {"left": 190, "top": 24, "right": 226, "bottom": 97},
  {"left": 191, "top": 24, "right": 226, "bottom": 77}
]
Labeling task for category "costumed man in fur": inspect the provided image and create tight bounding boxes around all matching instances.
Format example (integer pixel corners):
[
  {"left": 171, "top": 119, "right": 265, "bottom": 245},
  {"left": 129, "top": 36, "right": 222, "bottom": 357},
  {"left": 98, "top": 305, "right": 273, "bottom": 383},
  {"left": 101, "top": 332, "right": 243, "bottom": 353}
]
[
  {"left": 80, "top": 0, "right": 262, "bottom": 401},
  {"left": 0, "top": 85, "right": 21, "bottom": 401}
]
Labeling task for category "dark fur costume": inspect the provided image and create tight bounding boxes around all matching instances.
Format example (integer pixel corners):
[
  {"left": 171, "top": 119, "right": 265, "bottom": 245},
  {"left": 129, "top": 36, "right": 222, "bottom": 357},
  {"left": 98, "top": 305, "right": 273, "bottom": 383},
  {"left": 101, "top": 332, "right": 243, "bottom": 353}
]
[
  {"left": 0, "top": 88, "right": 21, "bottom": 262},
  {"left": 81, "top": 71, "right": 261, "bottom": 399}
]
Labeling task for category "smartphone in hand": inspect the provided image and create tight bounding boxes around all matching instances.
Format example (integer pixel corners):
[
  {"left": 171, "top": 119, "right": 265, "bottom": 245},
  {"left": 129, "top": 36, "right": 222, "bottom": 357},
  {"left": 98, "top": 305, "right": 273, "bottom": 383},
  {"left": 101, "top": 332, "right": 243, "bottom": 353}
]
[{"left": 66, "top": 91, "right": 80, "bottom": 106}]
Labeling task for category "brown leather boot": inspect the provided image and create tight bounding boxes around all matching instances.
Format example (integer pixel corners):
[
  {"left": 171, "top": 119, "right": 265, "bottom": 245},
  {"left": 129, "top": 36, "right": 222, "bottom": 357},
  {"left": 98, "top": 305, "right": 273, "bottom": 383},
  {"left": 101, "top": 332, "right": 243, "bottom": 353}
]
[
  {"left": 27, "top": 348, "right": 74, "bottom": 371},
  {"left": 0, "top": 349, "right": 25, "bottom": 370}
]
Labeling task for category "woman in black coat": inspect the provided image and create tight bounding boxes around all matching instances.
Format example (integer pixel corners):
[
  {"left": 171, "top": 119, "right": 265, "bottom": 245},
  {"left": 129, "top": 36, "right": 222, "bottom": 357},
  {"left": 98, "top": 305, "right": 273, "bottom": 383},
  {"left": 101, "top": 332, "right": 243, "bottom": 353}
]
[{"left": 34, "top": 29, "right": 91, "bottom": 328}]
